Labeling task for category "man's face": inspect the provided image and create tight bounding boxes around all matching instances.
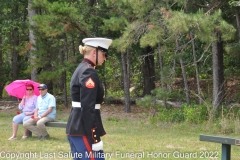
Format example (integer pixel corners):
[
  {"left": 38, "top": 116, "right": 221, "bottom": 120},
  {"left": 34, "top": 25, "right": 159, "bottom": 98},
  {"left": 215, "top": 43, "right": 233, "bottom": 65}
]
[{"left": 39, "top": 88, "right": 47, "bottom": 96}]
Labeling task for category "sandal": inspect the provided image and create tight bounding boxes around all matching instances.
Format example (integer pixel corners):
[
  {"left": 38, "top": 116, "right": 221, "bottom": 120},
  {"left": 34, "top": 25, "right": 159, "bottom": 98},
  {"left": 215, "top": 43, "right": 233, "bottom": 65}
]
[
  {"left": 8, "top": 137, "right": 17, "bottom": 140},
  {"left": 21, "top": 136, "right": 28, "bottom": 140}
]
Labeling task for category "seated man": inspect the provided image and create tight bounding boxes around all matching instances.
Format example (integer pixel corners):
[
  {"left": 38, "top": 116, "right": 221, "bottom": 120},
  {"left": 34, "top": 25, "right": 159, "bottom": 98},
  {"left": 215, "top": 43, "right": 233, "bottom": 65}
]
[{"left": 23, "top": 84, "right": 56, "bottom": 140}]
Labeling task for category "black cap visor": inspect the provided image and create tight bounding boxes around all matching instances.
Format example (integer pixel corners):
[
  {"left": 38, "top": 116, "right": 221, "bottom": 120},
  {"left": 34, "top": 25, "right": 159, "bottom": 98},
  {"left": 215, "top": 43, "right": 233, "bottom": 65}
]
[
  {"left": 85, "top": 45, "right": 109, "bottom": 58},
  {"left": 98, "top": 47, "right": 108, "bottom": 58}
]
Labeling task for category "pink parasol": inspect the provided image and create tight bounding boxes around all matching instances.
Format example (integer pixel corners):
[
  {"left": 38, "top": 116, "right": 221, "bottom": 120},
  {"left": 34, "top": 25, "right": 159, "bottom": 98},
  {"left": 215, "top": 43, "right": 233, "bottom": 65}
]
[{"left": 5, "top": 79, "right": 40, "bottom": 99}]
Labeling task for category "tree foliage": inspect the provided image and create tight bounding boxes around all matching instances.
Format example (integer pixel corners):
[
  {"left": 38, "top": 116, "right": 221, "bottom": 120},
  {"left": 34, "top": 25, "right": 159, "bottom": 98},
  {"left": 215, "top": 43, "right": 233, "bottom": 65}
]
[{"left": 0, "top": 1, "right": 239, "bottom": 111}]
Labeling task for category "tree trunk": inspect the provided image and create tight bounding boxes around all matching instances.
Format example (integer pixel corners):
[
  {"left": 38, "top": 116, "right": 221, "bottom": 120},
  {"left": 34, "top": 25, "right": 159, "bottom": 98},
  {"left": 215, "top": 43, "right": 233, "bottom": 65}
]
[
  {"left": 176, "top": 38, "right": 190, "bottom": 105},
  {"left": 71, "top": 34, "right": 75, "bottom": 57},
  {"left": 121, "top": 50, "right": 130, "bottom": 113},
  {"left": 62, "top": 71, "right": 68, "bottom": 107},
  {"left": 61, "top": 35, "right": 68, "bottom": 107},
  {"left": 102, "top": 63, "right": 108, "bottom": 98},
  {"left": 157, "top": 43, "right": 167, "bottom": 108},
  {"left": 236, "top": 7, "right": 240, "bottom": 44},
  {"left": 190, "top": 31, "right": 202, "bottom": 104},
  {"left": 11, "top": 28, "right": 20, "bottom": 80},
  {"left": 142, "top": 47, "right": 155, "bottom": 96},
  {"left": 0, "top": 31, "right": 3, "bottom": 98},
  {"left": 125, "top": 49, "right": 131, "bottom": 112},
  {"left": 88, "top": 0, "right": 95, "bottom": 6},
  {"left": 212, "top": 31, "right": 225, "bottom": 109},
  {"left": 28, "top": 0, "right": 37, "bottom": 81},
  {"left": 10, "top": 4, "right": 20, "bottom": 80}
]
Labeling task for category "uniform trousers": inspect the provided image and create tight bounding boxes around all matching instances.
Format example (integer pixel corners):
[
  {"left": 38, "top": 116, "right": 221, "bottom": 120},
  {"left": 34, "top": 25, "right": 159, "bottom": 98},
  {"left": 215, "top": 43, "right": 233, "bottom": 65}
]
[
  {"left": 67, "top": 136, "right": 105, "bottom": 160},
  {"left": 23, "top": 117, "right": 54, "bottom": 137}
]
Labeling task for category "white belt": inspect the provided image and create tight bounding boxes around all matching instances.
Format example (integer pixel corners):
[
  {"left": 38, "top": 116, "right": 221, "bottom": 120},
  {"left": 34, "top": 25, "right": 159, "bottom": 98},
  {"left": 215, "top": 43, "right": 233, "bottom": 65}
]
[{"left": 72, "top": 101, "right": 101, "bottom": 109}]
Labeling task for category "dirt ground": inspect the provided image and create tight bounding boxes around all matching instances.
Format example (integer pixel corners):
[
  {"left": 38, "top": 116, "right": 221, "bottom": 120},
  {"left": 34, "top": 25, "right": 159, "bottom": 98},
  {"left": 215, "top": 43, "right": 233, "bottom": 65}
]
[{"left": 0, "top": 101, "right": 149, "bottom": 122}]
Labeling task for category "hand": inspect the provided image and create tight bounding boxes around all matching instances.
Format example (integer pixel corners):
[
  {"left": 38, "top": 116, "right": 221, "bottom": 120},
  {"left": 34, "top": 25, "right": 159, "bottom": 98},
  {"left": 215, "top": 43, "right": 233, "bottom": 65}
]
[
  {"left": 33, "top": 118, "right": 41, "bottom": 122},
  {"left": 92, "top": 141, "right": 103, "bottom": 151},
  {"left": 21, "top": 96, "right": 26, "bottom": 106},
  {"left": 31, "top": 116, "right": 40, "bottom": 122}
]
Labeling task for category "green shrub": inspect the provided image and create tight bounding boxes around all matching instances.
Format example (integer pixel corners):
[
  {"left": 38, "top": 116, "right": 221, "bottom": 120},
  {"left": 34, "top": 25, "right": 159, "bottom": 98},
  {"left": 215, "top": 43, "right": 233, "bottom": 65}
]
[
  {"left": 183, "top": 104, "right": 208, "bottom": 123},
  {"left": 157, "top": 107, "right": 185, "bottom": 123},
  {"left": 136, "top": 95, "right": 156, "bottom": 108},
  {"left": 170, "top": 108, "right": 185, "bottom": 122},
  {"left": 157, "top": 107, "right": 171, "bottom": 122}
]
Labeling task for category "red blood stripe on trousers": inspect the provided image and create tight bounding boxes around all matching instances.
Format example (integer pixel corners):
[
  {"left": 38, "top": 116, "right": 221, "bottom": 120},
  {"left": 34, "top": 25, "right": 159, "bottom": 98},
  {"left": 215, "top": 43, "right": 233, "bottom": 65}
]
[{"left": 83, "top": 136, "right": 95, "bottom": 160}]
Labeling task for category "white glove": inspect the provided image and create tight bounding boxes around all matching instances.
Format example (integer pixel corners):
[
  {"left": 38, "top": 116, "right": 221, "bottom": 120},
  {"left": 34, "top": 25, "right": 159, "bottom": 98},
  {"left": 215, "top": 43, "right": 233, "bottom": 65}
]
[{"left": 92, "top": 141, "right": 103, "bottom": 151}]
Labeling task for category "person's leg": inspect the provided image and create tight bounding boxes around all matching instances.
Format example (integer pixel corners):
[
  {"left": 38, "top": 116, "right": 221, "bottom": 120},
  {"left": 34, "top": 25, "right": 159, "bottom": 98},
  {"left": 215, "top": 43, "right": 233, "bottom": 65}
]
[
  {"left": 23, "top": 118, "right": 41, "bottom": 137},
  {"left": 12, "top": 123, "right": 18, "bottom": 137},
  {"left": 94, "top": 150, "right": 105, "bottom": 160},
  {"left": 8, "top": 113, "right": 25, "bottom": 140},
  {"left": 37, "top": 117, "right": 53, "bottom": 140},
  {"left": 22, "top": 116, "right": 32, "bottom": 138},
  {"left": 22, "top": 128, "right": 28, "bottom": 138},
  {"left": 68, "top": 136, "right": 88, "bottom": 160},
  {"left": 67, "top": 136, "right": 105, "bottom": 160},
  {"left": 23, "top": 115, "right": 32, "bottom": 123}
]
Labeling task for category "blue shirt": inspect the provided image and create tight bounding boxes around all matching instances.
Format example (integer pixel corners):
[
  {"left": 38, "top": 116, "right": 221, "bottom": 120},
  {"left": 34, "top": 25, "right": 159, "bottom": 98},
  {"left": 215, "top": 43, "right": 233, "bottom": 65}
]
[{"left": 36, "top": 93, "right": 56, "bottom": 119}]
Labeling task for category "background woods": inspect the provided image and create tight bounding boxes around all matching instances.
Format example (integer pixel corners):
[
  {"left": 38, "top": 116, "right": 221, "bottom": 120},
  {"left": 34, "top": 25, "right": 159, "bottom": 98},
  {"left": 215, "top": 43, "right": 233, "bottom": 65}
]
[{"left": 1, "top": 0, "right": 240, "bottom": 115}]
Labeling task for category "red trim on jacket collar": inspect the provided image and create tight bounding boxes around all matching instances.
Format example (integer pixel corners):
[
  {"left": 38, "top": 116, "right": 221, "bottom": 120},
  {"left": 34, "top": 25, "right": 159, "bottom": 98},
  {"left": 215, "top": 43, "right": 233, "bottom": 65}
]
[{"left": 84, "top": 58, "right": 96, "bottom": 67}]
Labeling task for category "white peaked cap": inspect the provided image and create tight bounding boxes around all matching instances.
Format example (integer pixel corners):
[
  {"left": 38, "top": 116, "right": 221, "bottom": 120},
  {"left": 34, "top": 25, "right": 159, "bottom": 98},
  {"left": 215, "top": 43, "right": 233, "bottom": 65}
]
[{"left": 82, "top": 38, "right": 112, "bottom": 50}]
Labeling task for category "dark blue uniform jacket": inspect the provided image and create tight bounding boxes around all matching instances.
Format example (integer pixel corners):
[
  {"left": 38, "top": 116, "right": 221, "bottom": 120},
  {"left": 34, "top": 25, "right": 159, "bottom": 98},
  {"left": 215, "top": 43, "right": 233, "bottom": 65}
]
[{"left": 66, "top": 58, "right": 105, "bottom": 145}]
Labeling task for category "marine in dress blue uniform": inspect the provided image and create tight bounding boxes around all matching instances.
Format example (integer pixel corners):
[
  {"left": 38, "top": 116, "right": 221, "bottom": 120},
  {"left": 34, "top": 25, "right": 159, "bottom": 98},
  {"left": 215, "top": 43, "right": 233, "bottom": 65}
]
[{"left": 66, "top": 38, "right": 112, "bottom": 160}]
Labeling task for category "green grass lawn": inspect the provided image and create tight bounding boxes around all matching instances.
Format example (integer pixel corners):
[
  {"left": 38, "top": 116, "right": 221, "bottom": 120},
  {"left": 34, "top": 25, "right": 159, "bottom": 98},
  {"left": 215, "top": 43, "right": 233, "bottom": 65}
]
[{"left": 1, "top": 107, "right": 240, "bottom": 160}]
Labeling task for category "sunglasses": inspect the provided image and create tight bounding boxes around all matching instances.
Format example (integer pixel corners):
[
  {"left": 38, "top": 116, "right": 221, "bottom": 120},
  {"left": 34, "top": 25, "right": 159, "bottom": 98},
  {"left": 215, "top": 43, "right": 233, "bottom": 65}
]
[
  {"left": 26, "top": 89, "right": 33, "bottom": 91},
  {"left": 39, "top": 88, "right": 45, "bottom": 91},
  {"left": 100, "top": 50, "right": 108, "bottom": 58},
  {"left": 97, "top": 47, "right": 108, "bottom": 58}
]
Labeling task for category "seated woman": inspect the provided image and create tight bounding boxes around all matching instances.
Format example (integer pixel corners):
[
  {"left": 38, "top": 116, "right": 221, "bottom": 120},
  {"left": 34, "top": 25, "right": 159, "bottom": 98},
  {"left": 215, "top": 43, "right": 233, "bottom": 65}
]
[{"left": 8, "top": 84, "right": 37, "bottom": 140}]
